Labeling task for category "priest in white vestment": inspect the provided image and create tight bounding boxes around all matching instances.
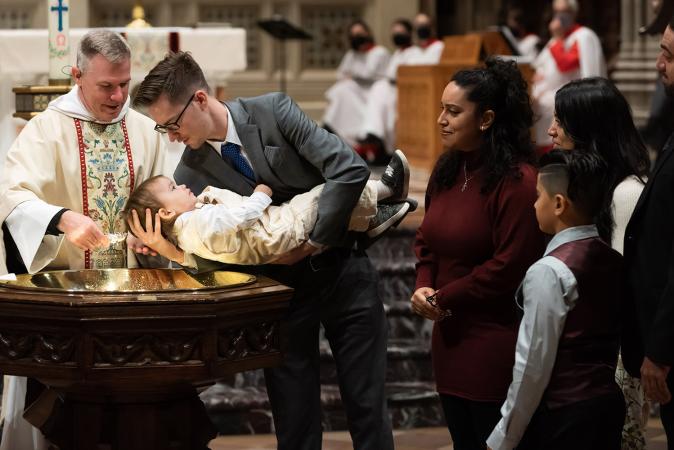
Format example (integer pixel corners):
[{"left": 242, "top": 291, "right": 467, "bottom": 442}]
[
  {"left": 0, "top": 30, "right": 168, "bottom": 450},
  {"left": 531, "top": 0, "right": 606, "bottom": 150},
  {"left": 322, "top": 20, "right": 390, "bottom": 147},
  {"left": 355, "top": 19, "right": 422, "bottom": 162}
]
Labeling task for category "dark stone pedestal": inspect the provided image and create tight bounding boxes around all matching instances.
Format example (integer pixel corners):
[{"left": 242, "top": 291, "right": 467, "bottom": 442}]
[{"left": 0, "top": 270, "right": 292, "bottom": 449}]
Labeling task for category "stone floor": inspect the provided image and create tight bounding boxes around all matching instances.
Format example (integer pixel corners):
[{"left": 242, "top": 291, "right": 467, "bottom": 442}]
[{"left": 209, "top": 418, "right": 668, "bottom": 449}]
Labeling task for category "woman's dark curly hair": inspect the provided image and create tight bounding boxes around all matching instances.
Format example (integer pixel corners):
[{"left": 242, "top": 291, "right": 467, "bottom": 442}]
[{"left": 430, "top": 57, "right": 535, "bottom": 194}]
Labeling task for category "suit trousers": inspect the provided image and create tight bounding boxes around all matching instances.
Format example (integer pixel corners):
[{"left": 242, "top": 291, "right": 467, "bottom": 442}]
[
  {"left": 264, "top": 248, "right": 393, "bottom": 450},
  {"left": 517, "top": 392, "right": 625, "bottom": 450}
]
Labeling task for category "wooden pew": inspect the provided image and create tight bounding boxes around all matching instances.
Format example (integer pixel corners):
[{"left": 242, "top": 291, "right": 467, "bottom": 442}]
[{"left": 397, "top": 32, "right": 531, "bottom": 171}]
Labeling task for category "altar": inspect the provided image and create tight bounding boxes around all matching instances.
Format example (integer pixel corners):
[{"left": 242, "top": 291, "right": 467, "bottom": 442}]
[{"left": 0, "top": 27, "right": 247, "bottom": 169}]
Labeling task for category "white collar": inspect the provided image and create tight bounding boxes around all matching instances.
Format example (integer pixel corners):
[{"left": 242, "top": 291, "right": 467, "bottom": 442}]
[
  {"left": 224, "top": 106, "right": 242, "bottom": 146},
  {"left": 47, "top": 85, "right": 130, "bottom": 124},
  {"left": 207, "top": 106, "right": 242, "bottom": 151}
]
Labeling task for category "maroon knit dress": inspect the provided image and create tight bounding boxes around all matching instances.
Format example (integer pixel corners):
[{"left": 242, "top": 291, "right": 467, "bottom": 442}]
[{"left": 414, "top": 153, "right": 545, "bottom": 401}]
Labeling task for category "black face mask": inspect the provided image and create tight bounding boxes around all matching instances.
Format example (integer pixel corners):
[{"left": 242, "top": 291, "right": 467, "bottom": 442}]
[
  {"left": 350, "top": 35, "right": 370, "bottom": 50},
  {"left": 416, "top": 26, "right": 432, "bottom": 40},
  {"left": 392, "top": 33, "right": 412, "bottom": 48}
]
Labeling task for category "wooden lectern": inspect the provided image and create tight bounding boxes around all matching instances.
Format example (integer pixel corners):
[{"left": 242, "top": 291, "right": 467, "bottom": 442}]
[{"left": 396, "top": 32, "right": 533, "bottom": 171}]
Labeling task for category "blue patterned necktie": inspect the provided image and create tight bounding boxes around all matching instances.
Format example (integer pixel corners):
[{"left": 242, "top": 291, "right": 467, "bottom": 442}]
[{"left": 220, "top": 142, "right": 255, "bottom": 180}]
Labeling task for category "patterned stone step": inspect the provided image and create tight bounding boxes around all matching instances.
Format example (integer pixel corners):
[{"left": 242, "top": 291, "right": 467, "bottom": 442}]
[
  {"left": 612, "top": 71, "right": 659, "bottom": 81},
  {"left": 201, "top": 381, "right": 443, "bottom": 435},
  {"left": 366, "top": 228, "right": 416, "bottom": 263},
  {"left": 322, "top": 382, "right": 444, "bottom": 431},
  {"left": 385, "top": 299, "right": 434, "bottom": 340},
  {"left": 201, "top": 384, "right": 272, "bottom": 435},
  {"left": 319, "top": 339, "right": 433, "bottom": 384},
  {"left": 387, "top": 381, "right": 444, "bottom": 429}
]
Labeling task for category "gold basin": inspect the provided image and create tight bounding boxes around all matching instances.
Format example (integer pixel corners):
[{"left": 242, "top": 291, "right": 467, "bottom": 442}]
[{"left": 0, "top": 269, "right": 256, "bottom": 293}]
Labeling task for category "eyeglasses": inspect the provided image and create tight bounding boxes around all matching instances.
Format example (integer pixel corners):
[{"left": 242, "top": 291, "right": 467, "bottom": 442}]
[{"left": 154, "top": 93, "right": 195, "bottom": 133}]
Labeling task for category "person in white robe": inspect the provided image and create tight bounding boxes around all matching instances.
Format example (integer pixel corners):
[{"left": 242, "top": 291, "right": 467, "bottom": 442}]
[
  {"left": 411, "top": 13, "right": 445, "bottom": 64},
  {"left": 0, "top": 30, "right": 168, "bottom": 450},
  {"left": 322, "top": 20, "right": 390, "bottom": 147},
  {"left": 355, "top": 18, "right": 422, "bottom": 161},
  {"left": 531, "top": 0, "right": 606, "bottom": 150},
  {"left": 516, "top": 34, "right": 541, "bottom": 60},
  {"left": 504, "top": 6, "right": 541, "bottom": 60}
]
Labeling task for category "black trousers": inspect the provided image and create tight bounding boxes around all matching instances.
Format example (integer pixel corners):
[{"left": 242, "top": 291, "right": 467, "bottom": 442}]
[
  {"left": 263, "top": 248, "right": 393, "bottom": 450},
  {"left": 518, "top": 392, "right": 625, "bottom": 450},
  {"left": 439, "top": 394, "right": 502, "bottom": 450},
  {"left": 659, "top": 374, "right": 674, "bottom": 450}
]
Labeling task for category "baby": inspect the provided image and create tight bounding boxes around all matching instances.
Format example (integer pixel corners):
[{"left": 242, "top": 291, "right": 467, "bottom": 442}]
[{"left": 124, "top": 150, "right": 415, "bottom": 265}]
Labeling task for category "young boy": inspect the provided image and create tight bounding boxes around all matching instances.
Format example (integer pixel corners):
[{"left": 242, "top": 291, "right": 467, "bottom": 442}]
[
  {"left": 486, "top": 149, "right": 627, "bottom": 450},
  {"left": 124, "top": 150, "right": 416, "bottom": 265}
]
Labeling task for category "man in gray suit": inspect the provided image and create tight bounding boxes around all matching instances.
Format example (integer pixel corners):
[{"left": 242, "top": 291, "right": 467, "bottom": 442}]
[{"left": 132, "top": 51, "right": 401, "bottom": 449}]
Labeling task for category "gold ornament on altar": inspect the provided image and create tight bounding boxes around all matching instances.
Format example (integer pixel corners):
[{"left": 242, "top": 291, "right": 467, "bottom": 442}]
[{"left": 127, "top": 4, "right": 152, "bottom": 29}]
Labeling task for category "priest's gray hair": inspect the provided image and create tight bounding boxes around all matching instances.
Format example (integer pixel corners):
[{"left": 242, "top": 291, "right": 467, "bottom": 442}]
[{"left": 76, "top": 30, "right": 130, "bottom": 73}]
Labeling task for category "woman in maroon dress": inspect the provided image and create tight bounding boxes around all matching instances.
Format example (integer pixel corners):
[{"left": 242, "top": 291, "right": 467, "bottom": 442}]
[{"left": 411, "top": 57, "right": 545, "bottom": 450}]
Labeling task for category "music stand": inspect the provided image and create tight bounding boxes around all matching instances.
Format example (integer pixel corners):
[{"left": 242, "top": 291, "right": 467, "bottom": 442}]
[
  {"left": 497, "top": 26, "right": 522, "bottom": 57},
  {"left": 258, "top": 16, "right": 312, "bottom": 93}
]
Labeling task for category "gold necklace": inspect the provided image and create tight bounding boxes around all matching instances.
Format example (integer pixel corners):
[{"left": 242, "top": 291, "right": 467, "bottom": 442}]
[{"left": 461, "top": 161, "right": 474, "bottom": 192}]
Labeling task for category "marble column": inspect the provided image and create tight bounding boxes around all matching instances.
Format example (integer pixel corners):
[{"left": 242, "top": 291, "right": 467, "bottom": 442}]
[
  {"left": 634, "top": 0, "right": 645, "bottom": 48},
  {"left": 621, "top": 0, "right": 633, "bottom": 49},
  {"left": 621, "top": 0, "right": 652, "bottom": 53}
]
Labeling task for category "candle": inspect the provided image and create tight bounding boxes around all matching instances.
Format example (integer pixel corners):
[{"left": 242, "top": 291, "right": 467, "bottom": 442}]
[{"left": 47, "top": 0, "right": 70, "bottom": 85}]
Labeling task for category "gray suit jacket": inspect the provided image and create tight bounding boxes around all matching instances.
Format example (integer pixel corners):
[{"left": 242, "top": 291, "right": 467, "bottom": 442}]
[{"left": 174, "top": 92, "right": 369, "bottom": 248}]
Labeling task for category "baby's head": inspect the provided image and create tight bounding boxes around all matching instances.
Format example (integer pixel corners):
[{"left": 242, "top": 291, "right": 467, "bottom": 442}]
[
  {"left": 535, "top": 149, "right": 608, "bottom": 235},
  {"left": 123, "top": 175, "right": 197, "bottom": 237}
]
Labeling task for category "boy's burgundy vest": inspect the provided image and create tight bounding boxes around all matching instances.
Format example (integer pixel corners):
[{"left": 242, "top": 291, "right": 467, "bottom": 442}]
[{"left": 543, "top": 237, "right": 624, "bottom": 409}]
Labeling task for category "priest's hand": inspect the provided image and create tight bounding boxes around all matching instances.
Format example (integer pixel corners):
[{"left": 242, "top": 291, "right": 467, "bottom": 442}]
[
  {"left": 641, "top": 357, "right": 672, "bottom": 404},
  {"left": 57, "top": 210, "right": 109, "bottom": 251},
  {"left": 270, "top": 242, "right": 317, "bottom": 265},
  {"left": 411, "top": 287, "right": 448, "bottom": 321}
]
